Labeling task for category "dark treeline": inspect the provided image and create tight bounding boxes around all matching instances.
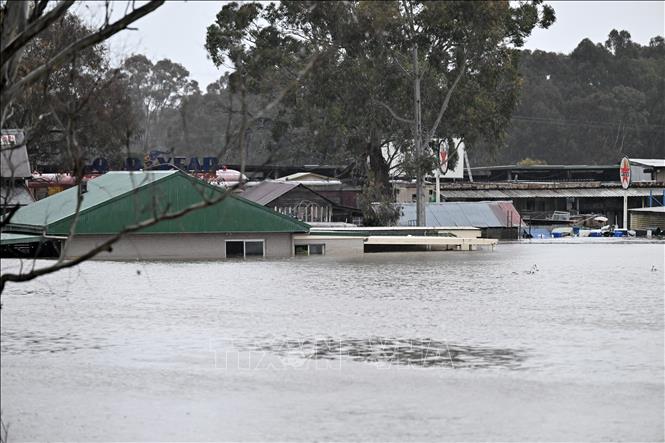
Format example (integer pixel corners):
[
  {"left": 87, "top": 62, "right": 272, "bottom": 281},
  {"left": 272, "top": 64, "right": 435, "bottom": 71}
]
[
  {"left": 7, "top": 12, "right": 663, "bottom": 171},
  {"left": 472, "top": 30, "right": 665, "bottom": 166}
]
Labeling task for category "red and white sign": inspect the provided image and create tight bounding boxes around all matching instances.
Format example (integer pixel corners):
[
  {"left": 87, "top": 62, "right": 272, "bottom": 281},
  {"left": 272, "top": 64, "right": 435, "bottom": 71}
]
[
  {"left": 439, "top": 147, "right": 449, "bottom": 174},
  {"left": 619, "top": 157, "right": 631, "bottom": 189}
]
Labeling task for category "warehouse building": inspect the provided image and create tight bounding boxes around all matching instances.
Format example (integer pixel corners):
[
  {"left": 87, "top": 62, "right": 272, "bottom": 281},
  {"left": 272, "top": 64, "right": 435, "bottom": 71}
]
[
  {"left": 397, "top": 201, "right": 525, "bottom": 239},
  {"left": 2, "top": 171, "right": 309, "bottom": 260}
]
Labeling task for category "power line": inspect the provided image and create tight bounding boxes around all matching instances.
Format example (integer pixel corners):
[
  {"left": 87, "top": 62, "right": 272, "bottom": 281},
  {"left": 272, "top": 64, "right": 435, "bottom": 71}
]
[{"left": 511, "top": 115, "right": 665, "bottom": 132}]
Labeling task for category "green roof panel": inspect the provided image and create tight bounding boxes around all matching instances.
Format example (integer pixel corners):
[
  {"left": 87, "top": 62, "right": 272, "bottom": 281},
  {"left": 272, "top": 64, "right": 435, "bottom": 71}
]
[
  {"left": 7, "top": 171, "right": 176, "bottom": 231},
  {"left": 6, "top": 171, "right": 309, "bottom": 235}
]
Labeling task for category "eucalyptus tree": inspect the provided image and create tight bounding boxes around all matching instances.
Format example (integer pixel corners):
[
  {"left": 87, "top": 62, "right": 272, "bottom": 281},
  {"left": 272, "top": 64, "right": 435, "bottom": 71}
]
[
  {"left": 122, "top": 55, "right": 194, "bottom": 152},
  {"left": 206, "top": 1, "right": 554, "bottom": 225}
]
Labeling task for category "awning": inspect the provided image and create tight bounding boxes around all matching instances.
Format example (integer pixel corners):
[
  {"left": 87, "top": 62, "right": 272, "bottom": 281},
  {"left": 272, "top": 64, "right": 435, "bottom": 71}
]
[
  {"left": 1, "top": 232, "right": 47, "bottom": 245},
  {"left": 440, "top": 187, "right": 663, "bottom": 199}
]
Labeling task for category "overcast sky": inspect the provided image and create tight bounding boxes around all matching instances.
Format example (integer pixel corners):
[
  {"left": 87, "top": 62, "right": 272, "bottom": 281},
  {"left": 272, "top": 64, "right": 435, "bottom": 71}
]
[{"left": 93, "top": 1, "right": 665, "bottom": 89}]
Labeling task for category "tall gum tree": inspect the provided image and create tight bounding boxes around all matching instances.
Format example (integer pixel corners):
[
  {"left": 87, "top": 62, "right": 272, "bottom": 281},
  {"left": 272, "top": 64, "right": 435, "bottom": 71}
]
[{"left": 205, "top": 0, "right": 554, "bottom": 224}]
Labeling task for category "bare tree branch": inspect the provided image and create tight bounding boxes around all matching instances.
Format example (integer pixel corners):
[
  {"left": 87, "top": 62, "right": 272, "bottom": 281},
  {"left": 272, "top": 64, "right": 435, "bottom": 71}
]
[
  {"left": 374, "top": 99, "right": 414, "bottom": 124},
  {"left": 28, "top": 0, "right": 52, "bottom": 24},
  {"left": 1, "top": 1, "right": 75, "bottom": 67},
  {"left": 1, "top": 0, "right": 165, "bottom": 116},
  {"left": 425, "top": 59, "right": 466, "bottom": 145}
]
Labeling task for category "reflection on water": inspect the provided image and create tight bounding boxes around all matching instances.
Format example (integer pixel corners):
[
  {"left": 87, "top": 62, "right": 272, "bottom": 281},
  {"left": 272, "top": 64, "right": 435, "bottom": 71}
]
[
  {"left": 250, "top": 337, "right": 526, "bottom": 369},
  {"left": 1, "top": 329, "right": 109, "bottom": 355}
]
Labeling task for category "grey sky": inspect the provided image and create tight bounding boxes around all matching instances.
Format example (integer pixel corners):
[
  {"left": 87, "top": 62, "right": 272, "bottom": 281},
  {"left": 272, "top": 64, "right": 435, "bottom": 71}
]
[{"left": 98, "top": 1, "right": 665, "bottom": 90}]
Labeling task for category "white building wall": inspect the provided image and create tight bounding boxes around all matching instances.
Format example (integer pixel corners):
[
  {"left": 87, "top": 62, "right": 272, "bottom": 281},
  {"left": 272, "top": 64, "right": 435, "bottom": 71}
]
[
  {"left": 293, "top": 235, "right": 365, "bottom": 256},
  {"left": 64, "top": 232, "right": 295, "bottom": 260}
]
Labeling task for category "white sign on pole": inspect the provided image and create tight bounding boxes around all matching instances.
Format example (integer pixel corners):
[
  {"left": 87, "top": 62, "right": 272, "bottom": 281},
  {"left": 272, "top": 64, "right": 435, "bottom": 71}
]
[
  {"left": 620, "top": 157, "right": 631, "bottom": 189},
  {"left": 620, "top": 157, "right": 630, "bottom": 229}
]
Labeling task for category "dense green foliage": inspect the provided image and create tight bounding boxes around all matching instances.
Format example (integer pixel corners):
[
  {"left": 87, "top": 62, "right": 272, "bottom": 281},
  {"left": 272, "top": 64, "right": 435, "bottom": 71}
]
[
  {"left": 204, "top": 0, "right": 553, "bottom": 222},
  {"left": 471, "top": 31, "right": 665, "bottom": 166},
  {"left": 4, "top": 14, "right": 137, "bottom": 169},
  {"left": 9, "top": 9, "right": 661, "bottom": 174}
]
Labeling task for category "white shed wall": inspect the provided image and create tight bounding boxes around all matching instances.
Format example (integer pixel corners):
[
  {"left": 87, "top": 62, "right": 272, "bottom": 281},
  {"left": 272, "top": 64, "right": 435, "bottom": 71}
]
[{"left": 64, "top": 232, "right": 295, "bottom": 260}]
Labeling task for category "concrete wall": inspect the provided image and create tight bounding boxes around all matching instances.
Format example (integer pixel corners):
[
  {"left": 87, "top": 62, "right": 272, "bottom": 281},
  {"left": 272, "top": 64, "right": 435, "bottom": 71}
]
[
  {"left": 293, "top": 235, "right": 365, "bottom": 256},
  {"left": 64, "top": 232, "right": 295, "bottom": 260}
]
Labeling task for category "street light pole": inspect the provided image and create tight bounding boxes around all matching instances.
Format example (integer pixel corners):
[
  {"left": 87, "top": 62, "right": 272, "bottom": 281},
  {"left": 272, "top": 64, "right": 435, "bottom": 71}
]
[{"left": 413, "top": 44, "right": 426, "bottom": 226}]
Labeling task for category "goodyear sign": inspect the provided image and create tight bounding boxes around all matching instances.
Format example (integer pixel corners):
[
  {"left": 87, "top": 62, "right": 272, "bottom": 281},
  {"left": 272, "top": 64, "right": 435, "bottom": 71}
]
[{"left": 89, "top": 150, "right": 220, "bottom": 172}]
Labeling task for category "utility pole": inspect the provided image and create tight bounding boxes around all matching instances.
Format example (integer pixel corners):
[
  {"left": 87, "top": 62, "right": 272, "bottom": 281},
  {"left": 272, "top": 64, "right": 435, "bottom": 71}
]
[{"left": 413, "top": 44, "right": 426, "bottom": 226}]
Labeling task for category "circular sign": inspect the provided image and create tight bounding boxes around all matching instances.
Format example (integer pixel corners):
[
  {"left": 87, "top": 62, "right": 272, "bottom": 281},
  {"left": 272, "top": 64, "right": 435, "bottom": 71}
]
[
  {"left": 439, "top": 147, "right": 449, "bottom": 174},
  {"left": 619, "top": 157, "right": 631, "bottom": 189}
]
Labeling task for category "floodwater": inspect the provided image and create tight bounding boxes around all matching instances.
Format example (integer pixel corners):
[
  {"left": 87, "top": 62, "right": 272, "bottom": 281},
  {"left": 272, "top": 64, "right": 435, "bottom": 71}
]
[{"left": 1, "top": 243, "right": 663, "bottom": 441}]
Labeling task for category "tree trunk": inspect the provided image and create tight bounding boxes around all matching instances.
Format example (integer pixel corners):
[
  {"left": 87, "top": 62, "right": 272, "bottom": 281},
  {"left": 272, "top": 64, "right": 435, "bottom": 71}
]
[
  {"left": 413, "top": 44, "right": 426, "bottom": 226},
  {"left": 366, "top": 128, "right": 390, "bottom": 196}
]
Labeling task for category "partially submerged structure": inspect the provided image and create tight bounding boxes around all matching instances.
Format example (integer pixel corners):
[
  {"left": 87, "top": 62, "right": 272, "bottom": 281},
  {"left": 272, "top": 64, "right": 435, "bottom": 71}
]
[
  {"left": 392, "top": 160, "right": 665, "bottom": 228},
  {"left": 1, "top": 129, "right": 34, "bottom": 214},
  {"left": 2, "top": 171, "right": 309, "bottom": 260},
  {"left": 397, "top": 201, "right": 524, "bottom": 239},
  {"left": 241, "top": 180, "right": 361, "bottom": 223}
]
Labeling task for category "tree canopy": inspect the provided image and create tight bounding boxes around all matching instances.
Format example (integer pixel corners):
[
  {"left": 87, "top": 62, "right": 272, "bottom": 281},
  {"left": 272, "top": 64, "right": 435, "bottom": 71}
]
[
  {"left": 205, "top": 0, "right": 554, "bottom": 222},
  {"left": 471, "top": 30, "right": 665, "bottom": 166}
]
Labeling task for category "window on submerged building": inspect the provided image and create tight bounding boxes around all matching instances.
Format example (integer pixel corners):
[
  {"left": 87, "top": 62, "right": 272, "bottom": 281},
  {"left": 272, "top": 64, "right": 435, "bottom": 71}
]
[
  {"left": 245, "top": 241, "right": 264, "bottom": 257},
  {"left": 294, "top": 244, "right": 325, "bottom": 256},
  {"left": 309, "top": 244, "right": 324, "bottom": 255},
  {"left": 226, "top": 240, "right": 265, "bottom": 258},
  {"left": 226, "top": 241, "right": 244, "bottom": 258}
]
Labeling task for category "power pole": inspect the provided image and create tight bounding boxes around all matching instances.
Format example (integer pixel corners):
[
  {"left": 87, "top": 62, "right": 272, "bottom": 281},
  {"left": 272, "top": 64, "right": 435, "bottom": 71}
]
[{"left": 413, "top": 44, "right": 426, "bottom": 226}]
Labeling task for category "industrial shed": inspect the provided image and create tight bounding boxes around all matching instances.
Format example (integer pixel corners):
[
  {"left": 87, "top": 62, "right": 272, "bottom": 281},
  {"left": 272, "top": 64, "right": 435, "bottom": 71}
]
[
  {"left": 397, "top": 201, "right": 524, "bottom": 239},
  {"left": 629, "top": 207, "right": 665, "bottom": 231},
  {"left": 3, "top": 171, "right": 309, "bottom": 260}
]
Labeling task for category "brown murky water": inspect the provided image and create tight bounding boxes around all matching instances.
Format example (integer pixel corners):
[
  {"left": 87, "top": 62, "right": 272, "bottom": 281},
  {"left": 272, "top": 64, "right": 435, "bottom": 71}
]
[{"left": 1, "top": 242, "right": 664, "bottom": 441}]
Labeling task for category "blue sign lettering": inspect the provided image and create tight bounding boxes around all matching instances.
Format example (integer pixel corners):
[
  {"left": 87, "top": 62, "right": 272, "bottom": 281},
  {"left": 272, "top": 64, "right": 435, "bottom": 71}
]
[
  {"left": 202, "top": 157, "right": 218, "bottom": 172},
  {"left": 91, "top": 157, "right": 109, "bottom": 172},
  {"left": 89, "top": 155, "right": 221, "bottom": 172},
  {"left": 125, "top": 157, "right": 142, "bottom": 171},
  {"left": 173, "top": 157, "right": 187, "bottom": 169},
  {"left": 187, "top": 157, "right": 202, "bottom": 171}
]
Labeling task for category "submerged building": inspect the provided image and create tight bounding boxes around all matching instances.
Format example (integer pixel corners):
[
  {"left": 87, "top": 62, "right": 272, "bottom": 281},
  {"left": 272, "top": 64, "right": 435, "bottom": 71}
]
[
  {"left": 241, "top": 180, "right": 362, "bottom": 224},
  {"left": 2, "top": 171, "right": 309, "bottom": 260},
  {"left": 397, "top": 201, "right": 524, "bottom": 239}
]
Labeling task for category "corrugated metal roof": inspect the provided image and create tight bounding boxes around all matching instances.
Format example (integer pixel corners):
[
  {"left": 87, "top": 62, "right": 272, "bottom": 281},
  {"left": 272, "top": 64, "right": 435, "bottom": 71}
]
[
  {"left": 278, "top": 172, "right": 335, "bottom": 181},
  {"left": 629, "top": 206, "right": 665, "bottom": 213},
  {"left": 630, "top": 159, "right": 665, "bottom": 168},
  {"left": 8, "top": 171, "right": 176, "bottom": 229},
  {"left": 440, "top": 188, "right": 662, "bottom": 199},
  {"left": 1, "top": 129, "right": 31, "bottom": 178},
  {"left": 6, "top": 171, "right": 309, "bottom": 235},
  {"left": 241, "top": 181, "right": 300, "bottom": 205},
  {"left": 398, "top": 201, "right": 523, "bottom": 228}
]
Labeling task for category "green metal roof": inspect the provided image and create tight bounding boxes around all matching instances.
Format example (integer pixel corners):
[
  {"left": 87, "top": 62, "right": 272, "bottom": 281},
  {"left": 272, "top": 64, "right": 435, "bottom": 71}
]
[
  {"left": 8, "top": 171, "right": 175, "bottom": 231},
  {"left": 5, "top": 171, "right": 310, "bottom": 235}
]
